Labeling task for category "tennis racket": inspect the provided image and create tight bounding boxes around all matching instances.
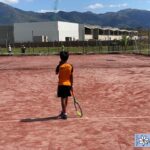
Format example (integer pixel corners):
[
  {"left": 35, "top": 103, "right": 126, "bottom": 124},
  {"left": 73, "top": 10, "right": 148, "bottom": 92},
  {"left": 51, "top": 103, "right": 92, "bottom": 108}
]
[{"left": 70, "top": 90, "right": 83, "bottom": 117}]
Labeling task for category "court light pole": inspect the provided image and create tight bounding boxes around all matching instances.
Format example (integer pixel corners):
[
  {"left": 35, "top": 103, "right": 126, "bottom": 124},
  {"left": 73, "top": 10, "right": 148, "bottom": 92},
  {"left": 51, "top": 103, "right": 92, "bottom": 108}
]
[
  {"left": 32, "top": 30, "right": 34, "bottom": 42},
  {"left": 6, "top": 32, "right": 8, "bottom": 49},
  {"left": 32, "top": 30, "right": 34, "bottom": 53},
  {"left": 53, "top": 0, "right": 59, "bottom": 21}
]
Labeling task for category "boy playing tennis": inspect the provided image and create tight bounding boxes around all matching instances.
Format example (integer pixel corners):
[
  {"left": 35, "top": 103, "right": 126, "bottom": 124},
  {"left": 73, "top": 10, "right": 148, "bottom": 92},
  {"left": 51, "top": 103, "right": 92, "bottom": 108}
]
[{"left": 56, "top": 51, "right": 73, "bottom": 119}]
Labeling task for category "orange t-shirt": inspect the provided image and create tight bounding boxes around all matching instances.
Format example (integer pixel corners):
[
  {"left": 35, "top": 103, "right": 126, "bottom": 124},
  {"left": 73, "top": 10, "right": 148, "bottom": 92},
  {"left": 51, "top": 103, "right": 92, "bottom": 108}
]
[{"left": 58, "top": 63, "right": 73, "bottom": 86}]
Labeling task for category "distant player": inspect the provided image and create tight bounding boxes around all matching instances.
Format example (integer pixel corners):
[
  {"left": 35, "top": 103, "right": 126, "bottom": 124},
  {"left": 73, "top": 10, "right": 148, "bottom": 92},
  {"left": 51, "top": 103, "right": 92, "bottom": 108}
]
[
  {"left": 8, "top": 44, "right": 12, "bottom": 55},
  {"left": 55, "top": 51, "right": 73, "bottom": 119}
]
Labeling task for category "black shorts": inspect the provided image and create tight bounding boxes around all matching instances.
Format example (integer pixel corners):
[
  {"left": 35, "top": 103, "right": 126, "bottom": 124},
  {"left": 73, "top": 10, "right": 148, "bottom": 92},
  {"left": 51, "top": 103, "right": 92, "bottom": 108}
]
[{"left": 57, "top": 85, "right": 71, "bottom": 98}]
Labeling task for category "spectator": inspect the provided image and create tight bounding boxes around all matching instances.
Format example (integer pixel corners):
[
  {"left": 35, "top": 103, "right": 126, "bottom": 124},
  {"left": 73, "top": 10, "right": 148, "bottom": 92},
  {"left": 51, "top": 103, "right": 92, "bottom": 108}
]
[
  {"left": 21, "top": 45, "right": 26, "bottom": 54},
  {"left": 8, "top": 45, "right": 12, "bottom": 55}
]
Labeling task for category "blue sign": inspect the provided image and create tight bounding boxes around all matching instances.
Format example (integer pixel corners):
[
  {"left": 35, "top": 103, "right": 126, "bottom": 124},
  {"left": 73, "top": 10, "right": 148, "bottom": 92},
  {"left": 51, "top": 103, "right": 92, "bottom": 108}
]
[{"left": 135, "top": 134, "right": 150, "bottom": 147}]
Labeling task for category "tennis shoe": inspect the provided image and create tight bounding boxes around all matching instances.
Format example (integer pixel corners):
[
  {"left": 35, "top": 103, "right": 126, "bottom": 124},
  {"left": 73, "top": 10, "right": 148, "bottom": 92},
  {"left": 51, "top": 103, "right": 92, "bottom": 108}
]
[
  {"left": 61, "top": 113, "right": 67, "bottom": 120},
  {"left": 58, "top": 111, "right": 64, "bottom": 118},
  {"left": 58, "top": 112, "right": 67, "bottom": 119}
]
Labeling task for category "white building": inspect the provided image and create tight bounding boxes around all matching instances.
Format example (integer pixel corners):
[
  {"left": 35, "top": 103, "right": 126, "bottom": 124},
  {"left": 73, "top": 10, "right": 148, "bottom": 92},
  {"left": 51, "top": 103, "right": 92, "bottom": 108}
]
[
  {"left": 14, "top": 21, "right": 79, "bottom": 42},
  {"left": 13, "top": 21, "right": 138, "bottom": 43},
  {"left": 79, "top": 24, "right": 138, "bottom": 41}
]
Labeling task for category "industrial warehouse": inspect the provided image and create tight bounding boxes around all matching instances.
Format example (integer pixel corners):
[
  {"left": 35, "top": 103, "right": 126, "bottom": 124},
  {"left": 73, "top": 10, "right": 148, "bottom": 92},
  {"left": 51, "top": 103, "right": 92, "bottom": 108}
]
[{"left": 0, "top": 21, "right": 138, "bottom": 44}]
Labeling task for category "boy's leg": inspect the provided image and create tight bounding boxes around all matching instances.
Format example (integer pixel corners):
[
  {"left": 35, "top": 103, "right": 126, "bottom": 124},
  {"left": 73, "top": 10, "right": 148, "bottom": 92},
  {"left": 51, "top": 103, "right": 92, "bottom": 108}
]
[
  {"left": 61, "top": 97, "right": 68, "bottom": 114},
  {"left": 60, "top": 97, "right": 68, "bottom": 119}
]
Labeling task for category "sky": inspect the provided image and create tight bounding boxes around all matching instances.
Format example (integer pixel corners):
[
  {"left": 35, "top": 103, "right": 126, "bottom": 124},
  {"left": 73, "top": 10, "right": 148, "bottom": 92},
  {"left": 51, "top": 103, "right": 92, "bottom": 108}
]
[{"left": 0, "top": 0, "right": 150, "bottom": 14}]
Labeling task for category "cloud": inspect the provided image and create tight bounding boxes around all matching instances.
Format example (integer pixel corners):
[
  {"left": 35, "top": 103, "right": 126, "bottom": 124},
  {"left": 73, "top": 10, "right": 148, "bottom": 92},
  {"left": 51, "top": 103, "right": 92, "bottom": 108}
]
[
  {"left": 37, "top": 9, "right": 53, "bottom": 13},
  {"left": 109, "top": 3, "right": 128, "bottom": 8},
  {"left": 37, "top": 9, "right": 60, "bottom": 13},
  {"left": 86, "top": 2, "right": 128, "bottom": 11},
  {"left": 0, "top": 0, "right": 19, "bottom": 4},
  {"left": 87, "top": 3, "right": 104, "bottom": 10},
  {"left": 0, "top": 0, "right": 36, "bottom": 4}
]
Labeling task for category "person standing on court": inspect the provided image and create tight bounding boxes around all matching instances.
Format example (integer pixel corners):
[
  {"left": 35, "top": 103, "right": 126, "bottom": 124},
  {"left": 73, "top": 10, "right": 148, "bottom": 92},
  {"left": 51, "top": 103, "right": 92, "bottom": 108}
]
[
  {"left": 21, "top": 45, "right": 26, "bottom": 54},
  {"left": 8, "top": 44, "right": 12, "bottom": 55},
  {"left": 55, "top": 51, "right": 73, "bottom": 119}
]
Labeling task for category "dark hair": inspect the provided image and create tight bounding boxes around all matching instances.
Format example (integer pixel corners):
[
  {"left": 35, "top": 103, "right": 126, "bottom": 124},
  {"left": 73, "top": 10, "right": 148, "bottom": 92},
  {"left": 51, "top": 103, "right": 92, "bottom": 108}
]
[{"left": 60, "top": 51, "right": 69, "bottom": 61}]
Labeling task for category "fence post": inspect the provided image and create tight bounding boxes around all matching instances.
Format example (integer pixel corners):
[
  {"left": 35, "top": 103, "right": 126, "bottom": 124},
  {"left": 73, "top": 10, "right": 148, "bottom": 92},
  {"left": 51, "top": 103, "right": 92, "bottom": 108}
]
[
  {"left": 148, "top": 30, "right": 150, "bottom": 55},
  {"left": 82, "top": 41, "right": 85, "bottom": 54}
]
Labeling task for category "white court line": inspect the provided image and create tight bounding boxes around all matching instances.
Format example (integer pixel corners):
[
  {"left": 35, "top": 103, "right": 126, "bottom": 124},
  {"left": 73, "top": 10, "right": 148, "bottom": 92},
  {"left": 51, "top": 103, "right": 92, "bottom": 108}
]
[{"left": 0, "top": 116, "right": 150, "bottom": 123}]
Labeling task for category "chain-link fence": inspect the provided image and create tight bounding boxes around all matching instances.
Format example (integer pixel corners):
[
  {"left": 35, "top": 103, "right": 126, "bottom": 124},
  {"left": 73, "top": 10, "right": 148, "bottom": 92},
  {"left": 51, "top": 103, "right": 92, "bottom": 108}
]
[{"left": 0, "top": 39, "right": 150, "bottom": 56}]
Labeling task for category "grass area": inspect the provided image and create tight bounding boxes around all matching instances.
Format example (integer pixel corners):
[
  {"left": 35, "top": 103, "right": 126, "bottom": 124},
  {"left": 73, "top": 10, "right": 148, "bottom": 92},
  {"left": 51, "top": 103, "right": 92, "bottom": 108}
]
[{"left": 0, "top": 45, "right": 149, "bottom": 56}]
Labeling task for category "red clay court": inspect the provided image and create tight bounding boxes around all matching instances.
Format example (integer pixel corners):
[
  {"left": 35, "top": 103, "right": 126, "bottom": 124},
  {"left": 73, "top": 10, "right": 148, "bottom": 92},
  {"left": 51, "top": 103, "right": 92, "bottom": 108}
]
[{"left": 0, "top": 54, "right": 150, "bottom": 150}]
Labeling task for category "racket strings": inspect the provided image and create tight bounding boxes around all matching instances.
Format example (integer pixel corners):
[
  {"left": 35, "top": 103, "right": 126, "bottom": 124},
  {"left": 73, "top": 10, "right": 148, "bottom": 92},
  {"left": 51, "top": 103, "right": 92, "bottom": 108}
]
[{"left": 74, "top": 101, "right": 83, "bottom": 117}]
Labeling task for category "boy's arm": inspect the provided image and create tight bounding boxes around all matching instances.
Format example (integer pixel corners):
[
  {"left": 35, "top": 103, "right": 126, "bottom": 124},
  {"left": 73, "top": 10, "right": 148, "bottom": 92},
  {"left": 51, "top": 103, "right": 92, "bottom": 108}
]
[
  {"left": 70, "top": 73, "right": 73, "bottom": 88},
  {"left": 55, "top": 64, "right": 60, "bottom": 74},
  {"left": 55, "top": 61, "right": 63, "bottom": 74},
  {"left": 70, "top": 65, "right": 73, "bottom": 89}
]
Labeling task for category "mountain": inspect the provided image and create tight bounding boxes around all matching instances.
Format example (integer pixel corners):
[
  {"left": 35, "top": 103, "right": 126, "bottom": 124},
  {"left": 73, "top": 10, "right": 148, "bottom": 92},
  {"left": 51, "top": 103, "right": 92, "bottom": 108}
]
[{"left": 0, "top": 2, "right": 150, "bottom": 29}]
